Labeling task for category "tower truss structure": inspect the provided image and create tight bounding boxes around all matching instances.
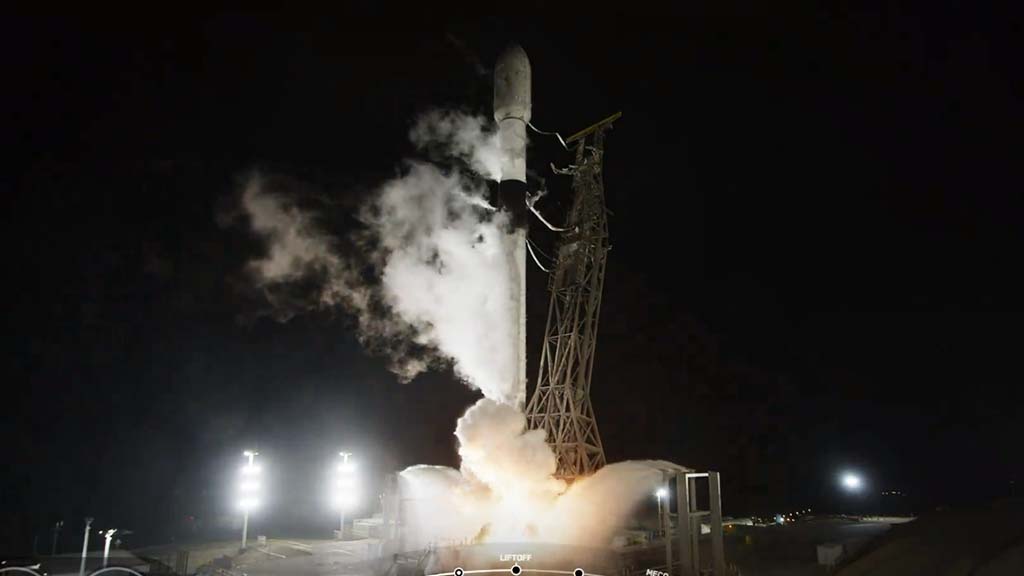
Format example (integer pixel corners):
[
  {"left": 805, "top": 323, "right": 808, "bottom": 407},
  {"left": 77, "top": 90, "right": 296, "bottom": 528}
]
[{"left": 525, "top": 113, "right": 619, "bottom": 479}]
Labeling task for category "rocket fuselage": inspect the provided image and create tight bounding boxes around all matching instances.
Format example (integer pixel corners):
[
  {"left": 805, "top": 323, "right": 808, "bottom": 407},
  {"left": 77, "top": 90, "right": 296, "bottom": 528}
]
[
  {"left": 494, "top": 44, "right": 531, "bottom": 184},
  {"left": 493, "top": 45, "right": 531, "bottom": 408},
  {"left": 494, "top": 45, "right": 531, "bottom": 227}
]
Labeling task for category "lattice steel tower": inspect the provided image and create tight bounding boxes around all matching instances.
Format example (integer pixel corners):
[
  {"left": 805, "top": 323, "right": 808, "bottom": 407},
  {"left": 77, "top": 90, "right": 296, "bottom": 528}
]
[{"left": 525, "top": 113, "right": 619, "bottom": 479}]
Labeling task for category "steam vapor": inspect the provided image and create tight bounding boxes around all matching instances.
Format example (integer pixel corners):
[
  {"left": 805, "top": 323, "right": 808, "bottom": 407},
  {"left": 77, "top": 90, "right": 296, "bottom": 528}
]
[{"left": 237, "top": 110, "right": 676, "bottom": 547}]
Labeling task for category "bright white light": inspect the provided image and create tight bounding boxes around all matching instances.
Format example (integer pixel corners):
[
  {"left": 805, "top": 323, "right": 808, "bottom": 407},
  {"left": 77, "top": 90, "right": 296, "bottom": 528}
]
[
  {"left": 239, "top": 480, "right": 260, "bottom": 493},
  {"left": 333, "top": 492, "right": 358, "bottom": 509},
  {"left": 841, "top": 473, "right": 863, "bottom": 491},
  {"left": 331, "top": 452, "right": 358, "bottom": 511},
  {"left": 655, "top": 488, "right": 668, "bottom": 499},
  {"left": 237, "top": 451, "right": 262, "bottom": 514}
]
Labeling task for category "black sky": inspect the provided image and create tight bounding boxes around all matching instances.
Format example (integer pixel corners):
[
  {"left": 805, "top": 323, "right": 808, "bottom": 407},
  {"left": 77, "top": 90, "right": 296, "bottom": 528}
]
[{"left": 4, "top": 3, "right": 1022, "bottom": 554}]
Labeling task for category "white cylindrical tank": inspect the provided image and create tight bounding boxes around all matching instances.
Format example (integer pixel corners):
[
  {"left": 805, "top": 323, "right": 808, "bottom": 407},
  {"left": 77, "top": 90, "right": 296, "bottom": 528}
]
[{"left": 494, "top": 44, "right": 531, "bottom": 183}]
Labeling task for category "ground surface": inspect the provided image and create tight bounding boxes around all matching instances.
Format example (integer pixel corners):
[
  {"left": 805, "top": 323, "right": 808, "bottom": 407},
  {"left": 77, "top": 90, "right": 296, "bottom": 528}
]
[
  {"left": 724, "top": 519, "right": 892, "bottom": 575},
  {"left": 231, "top": 538, "right": 381, "bottom": 575},
  {"left": 123, "top": 510, "right": 1024, "bottom": 576},
  {"left": 620, "top": 518, "right": 892, "bottom": 576},
  {"left": 835, "top": 502, "right": 1024, "bottom": 575},
  {"left": 128, "top": 521, "right": 888, "bottom": 576},
  {"left": 133, "top": 537, "right": 380, "bottom": 575}
]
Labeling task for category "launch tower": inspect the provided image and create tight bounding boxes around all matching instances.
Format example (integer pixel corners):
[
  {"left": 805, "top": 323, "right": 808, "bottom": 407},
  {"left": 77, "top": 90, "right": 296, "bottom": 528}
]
[{"left": 525, "top": 113, "right": 620, "bottom": 479}]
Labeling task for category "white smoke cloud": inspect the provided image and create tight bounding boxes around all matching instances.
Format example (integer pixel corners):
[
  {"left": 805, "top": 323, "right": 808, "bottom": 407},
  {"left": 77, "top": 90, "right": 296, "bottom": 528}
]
[
  {"left": 241, "top": 175, "right": 350, "bottom": 304},
  {"left": 239, "top": 108, "right": 523, "bottom": 401},
  {"left": 402, "top": 409, "right": 679, "bottom": 549},
  {"left": 455, "top": 399, "right": 564, "bottom": 498},
  {"left": 239, "top": 175, "right": 427, "bottom": 379},
  {"left": 410, "top": 110, "right": 504, "bottom": 180},
  {"left": 364, "top": 165, "right": 520, "bottom": 404}
]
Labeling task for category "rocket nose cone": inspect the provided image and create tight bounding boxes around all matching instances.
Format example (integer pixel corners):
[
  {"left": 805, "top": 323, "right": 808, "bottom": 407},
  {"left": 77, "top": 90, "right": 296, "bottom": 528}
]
[
  {"left": 494, "top": 43, "right": 532, "bottom": 123},
  {"left": 497, "top": 44, "right": 530, "bottom": 68}
]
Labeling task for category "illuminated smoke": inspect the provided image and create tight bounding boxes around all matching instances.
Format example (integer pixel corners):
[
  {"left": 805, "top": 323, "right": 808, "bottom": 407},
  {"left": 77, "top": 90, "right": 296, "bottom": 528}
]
[
  {"left": 239, "top": 130, "right": 519, "bottom": 401},
  {"left": 455, "top": 399, "right": 564, "bottom": 500},
  {"left": 239, "top": 174, "right": 427, "bottom": 380},
  {"left": 237, "top": 110, "right": 677, "bottom": 547},
  {"left": 410, "top": 110, "right": 504, "bottom": 181},
  {"left": 364, "top": 164, "right": 519, "bottom": 404},
  {"left": 401, "top": 447, "right": 678, "bottom": 548}
]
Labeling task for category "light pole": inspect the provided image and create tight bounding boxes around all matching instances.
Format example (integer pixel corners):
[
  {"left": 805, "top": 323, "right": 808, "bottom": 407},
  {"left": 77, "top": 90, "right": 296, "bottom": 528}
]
[
  {"left": 102, "top": 529, "right": 118, "bottom": 567},
  {"left": 239, "top": 450, "right": 261, "bottom": 550},
  {"left": 52, "top": 520, "right": 63, "bottom": 555},
  {"left": 335, "top": 452, "right": 356, "bottom": 540},
  {"left": 655, "top": 487, "right": 668, "bottom": 534},
  {"left": 79, "top": 517, "right": 93, "bottom": 576}
]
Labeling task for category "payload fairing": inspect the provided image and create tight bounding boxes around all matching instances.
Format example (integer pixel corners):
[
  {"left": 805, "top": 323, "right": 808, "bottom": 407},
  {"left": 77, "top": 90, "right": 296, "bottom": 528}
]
[{"left": 494, "top": 44, "right": 531, "bottom": 185}]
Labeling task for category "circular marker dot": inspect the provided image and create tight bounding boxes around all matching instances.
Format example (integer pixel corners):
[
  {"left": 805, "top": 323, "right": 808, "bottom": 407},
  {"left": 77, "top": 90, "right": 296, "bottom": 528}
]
[
  {"left": 574, "top": 569, "right": 584, "bottom": 576},
  {"left": 454, "top": 568, "right": 464, "bottom": 576},
  {"left": 511, "top": 565, "right": 522, "bottom": 575}
]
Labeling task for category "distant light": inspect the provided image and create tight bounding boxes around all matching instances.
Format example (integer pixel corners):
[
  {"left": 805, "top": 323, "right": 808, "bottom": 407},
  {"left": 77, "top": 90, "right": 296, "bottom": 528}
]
[
  {"left": 841, "top": 472, "right": 863, "bottom": 491},
  {"left": 241, "top": 464, "right": 262, "bottom": 476},
  {"left": 655, "top": 487, "right": 668, "bottom": 499},
  {"left": 238, "top": 498, "right": 260, "bottom": 510}
]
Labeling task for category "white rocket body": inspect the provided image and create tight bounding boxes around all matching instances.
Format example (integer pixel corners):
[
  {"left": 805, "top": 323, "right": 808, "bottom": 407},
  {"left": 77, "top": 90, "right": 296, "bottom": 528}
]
[
  {"left": 494, "top": 45, "right": 531, "bottom": 183},
  {"left": 494, "top": 45, "right": 531, "bottom": 408}
]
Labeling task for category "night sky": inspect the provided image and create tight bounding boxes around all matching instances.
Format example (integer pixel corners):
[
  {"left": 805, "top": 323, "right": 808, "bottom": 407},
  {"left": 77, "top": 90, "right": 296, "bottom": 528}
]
[{"left": 4, "top": 4, "right": 1021, "bottom": 554}]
